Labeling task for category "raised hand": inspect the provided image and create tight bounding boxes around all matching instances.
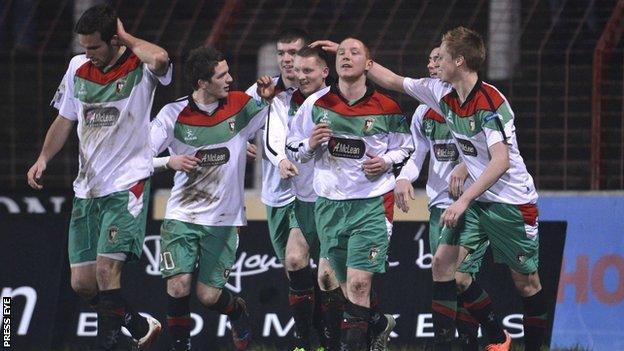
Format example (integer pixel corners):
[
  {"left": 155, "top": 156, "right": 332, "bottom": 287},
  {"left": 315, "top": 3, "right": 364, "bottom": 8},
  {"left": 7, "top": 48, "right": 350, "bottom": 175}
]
[
  {"left": 309, "top": 40, "right": 339, "bottom": 54},
  {"left": 256, "top": 75, "right": 276, "bottom": 100}
]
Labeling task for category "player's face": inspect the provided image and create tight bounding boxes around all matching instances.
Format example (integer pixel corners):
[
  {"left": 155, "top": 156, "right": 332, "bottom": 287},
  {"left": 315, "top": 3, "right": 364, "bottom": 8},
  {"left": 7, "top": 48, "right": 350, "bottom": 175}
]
[
  {"left": 294, "top": 55, "right": 328, "bottom": 97},
  {"left": 277, "top": 39, "right": 305, "bottom": 81},
  {"left": 437, "top": 43, "right": 458, "bottom": 82},
  {"left": 427, "top": 47, "right": 441, "bottom": 78},
  {"left": 78, "top": 32, "right": 116, "bottom": 68},
  {"left": 204, "top": 60, "right": 233, "bottom": 100},
  {"left": 336, "top": 38, "right": 371, "bottom": 81}
]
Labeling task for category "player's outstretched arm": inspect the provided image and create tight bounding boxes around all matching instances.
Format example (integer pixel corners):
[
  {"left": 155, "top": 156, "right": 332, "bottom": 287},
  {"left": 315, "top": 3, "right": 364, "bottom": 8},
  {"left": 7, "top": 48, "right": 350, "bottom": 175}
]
[
  {"left": 368, "top": 61, "right": 406, "bottom": 94},
  {"left": 441, "top": 142, "right": 510, "bottom": 228},
  {"left": 27, "top": 115, "right": 75, "bottom": 189},
  {"left": 113, "top": 19, "right": 169, "bottom": 76}
]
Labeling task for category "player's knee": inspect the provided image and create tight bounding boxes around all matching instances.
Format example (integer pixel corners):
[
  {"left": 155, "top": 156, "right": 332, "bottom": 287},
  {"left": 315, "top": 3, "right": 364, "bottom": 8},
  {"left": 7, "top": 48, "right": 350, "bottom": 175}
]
[
  {"left": 432, "top": 256, "right": 455, "bottom": 281},
  {"left": 454, "top": 272, "right": 472, "bottom": 292},
  {"left": 512, "top": 275, "right": 541, "bottom": 297},
  {"left": 95, "top": 264, "right": 115, "bottom": 286},
  {"left": 347, "top": 277, "right": 371, "bottom": 298},
  {"left": 285, "top": 250, "right": 308, "bottom": 271},
  {"left": 167, "top": 278, "right": 191, "bottom": 298},
  {"left": 317, "top": 268, "right": 338, "bottom": 290},
  {"left": 70, "top": 277, "right": 97, "bottom": 299},
  {"left": 196, "top": 286, "right": 220, "bottom": 307}
]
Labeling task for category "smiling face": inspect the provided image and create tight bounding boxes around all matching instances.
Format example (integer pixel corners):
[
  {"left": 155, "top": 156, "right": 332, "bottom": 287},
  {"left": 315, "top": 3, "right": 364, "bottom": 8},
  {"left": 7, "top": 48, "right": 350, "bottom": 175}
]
[
  {"left": 78, "top": 31, "right": 117, "bottom": 68},
  {"left": 201, "top": 60, "right": 233, "bottom": 100},
  {"left": 427, "top": 47, "right": 441, "bottom": 78},
  {"left": 294, "top": 55, "right": 328, "bottom": 97},
  {"left": 336, "top": 38, "right": 372, "bottom": 81},
  {"left": 437, "top": 42, "right": 460, "bottom": 83},
  {"left": 277, "top": 38, "right": 305, "bottom": 81}
]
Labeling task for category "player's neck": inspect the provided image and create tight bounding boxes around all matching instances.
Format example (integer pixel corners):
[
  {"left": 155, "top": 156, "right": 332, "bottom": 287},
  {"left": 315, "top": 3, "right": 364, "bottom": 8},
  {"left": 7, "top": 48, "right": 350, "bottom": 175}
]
[
  {"left": 282, "top": 76, "right": 298, "bottom": 89},
  {"left": 192, "top": 90, "right": 219, "bottom": 105},
  {"left": 338, "top": 75, "right": 366, "bottom": 101},
  {"left": 453, "top": 72, "right": 479, "bottom": 104},
  {"left": 102, "top": 46, "right": 127, "bottom": 73}
]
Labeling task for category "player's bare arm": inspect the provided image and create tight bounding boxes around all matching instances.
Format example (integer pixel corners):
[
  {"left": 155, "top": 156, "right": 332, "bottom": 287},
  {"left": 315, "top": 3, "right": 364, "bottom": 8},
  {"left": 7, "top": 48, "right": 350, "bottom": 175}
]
[
  {"left": 113, "top": 19, "right": 169, "bottom": 76},
  {"left": 395, "top": 179, "right": 415, "bottom": 213},
  {"left": 441, "top": 142, "right": 510, "bottom": 228},
  {"left": 27, "top": 115, "right": 75, "bottom": 190},
  {"left": 367, "top": 61, "right": 406, "bottom": 94}
]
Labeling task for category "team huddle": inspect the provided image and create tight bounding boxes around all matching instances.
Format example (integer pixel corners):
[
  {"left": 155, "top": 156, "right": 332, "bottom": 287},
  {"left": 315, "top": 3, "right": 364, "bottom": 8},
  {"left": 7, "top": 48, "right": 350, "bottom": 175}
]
[{"left": 26, "top": 4, "right": 548, "bottom": 351}]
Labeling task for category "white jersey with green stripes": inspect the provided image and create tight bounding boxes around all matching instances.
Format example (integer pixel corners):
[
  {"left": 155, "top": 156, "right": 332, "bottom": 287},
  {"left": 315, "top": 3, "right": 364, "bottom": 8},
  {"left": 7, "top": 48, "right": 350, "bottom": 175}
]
[
  {"left": 246, "top": 77, "right": 296, "bottom": 207},
  {"left": 288, "top": 85, "right": 413, "bottom": 201},
  {"left": 397, "top": 105, "right": 460, "bottom": 208},
  {"left": 55, "top": 51, "right": 172, "bottom": 198},
  {"left": 402, "top": 77, "right": 538, "bottom": 205},
  {"left": 150, "top": 92, "right": 267, "bottom": 226}
]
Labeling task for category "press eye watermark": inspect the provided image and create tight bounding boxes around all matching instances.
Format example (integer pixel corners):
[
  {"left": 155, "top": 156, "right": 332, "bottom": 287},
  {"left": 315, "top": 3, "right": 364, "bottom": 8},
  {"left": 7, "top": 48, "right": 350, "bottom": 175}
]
[{"left": 2, "top": 296, "right": 10, "bottom": 349}]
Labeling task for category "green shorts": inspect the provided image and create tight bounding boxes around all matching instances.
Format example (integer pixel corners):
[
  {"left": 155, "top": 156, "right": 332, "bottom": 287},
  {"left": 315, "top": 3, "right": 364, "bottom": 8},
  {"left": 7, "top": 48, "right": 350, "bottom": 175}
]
[
  {"left": 160, "top": 219, "right": 238, "bottom": 288},
  {"left": 315, "top": 192, "right": 394, "bottom": 283},
  {"left": 294, "top": 199, "right": 320, "bottom": 262},
  {"left": 68, "top": 179, "right": 150, "bottom": 266},
  {"left": 266, "top": 201, "right": 300, "bottom": 263},
  {"left": 428, "top": 206, "right": 488, "bottom": 274},
  {"left": 460, "top": 201, "right": 539, "bottom": 274}
]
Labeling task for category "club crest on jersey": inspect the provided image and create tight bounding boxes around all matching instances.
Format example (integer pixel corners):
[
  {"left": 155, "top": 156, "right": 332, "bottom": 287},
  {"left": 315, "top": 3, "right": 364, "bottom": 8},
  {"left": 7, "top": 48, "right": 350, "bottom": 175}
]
[
  {"left": 108, "top": 226, "right": 119, "bottom": 244},
  {"left": 368, "top": 247, "right": 379, "bottom": 262},
  {"left": 468, "top": 116, "right": 476, "bottom": 131},
  {"left": 115, "top": 77, "right": 127, "bottom": 94},
  {"left": 363, "top": 118, "right": 375, "bottom": 132},
  {"left": 228, "top": 119, "right": 236, "bottom": 133}
]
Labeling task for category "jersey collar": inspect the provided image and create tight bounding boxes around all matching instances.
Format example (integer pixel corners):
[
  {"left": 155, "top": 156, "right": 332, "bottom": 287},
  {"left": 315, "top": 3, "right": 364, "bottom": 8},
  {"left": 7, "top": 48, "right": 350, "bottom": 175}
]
[
  {"left": 329, "top": 81, "right": 375, "bottom": 106},
  {"left": 186, "top": 94, "right": 224, "bottom": 116},
  {"left": 451, "top": 79, "right": 482, "bottom": 108}
]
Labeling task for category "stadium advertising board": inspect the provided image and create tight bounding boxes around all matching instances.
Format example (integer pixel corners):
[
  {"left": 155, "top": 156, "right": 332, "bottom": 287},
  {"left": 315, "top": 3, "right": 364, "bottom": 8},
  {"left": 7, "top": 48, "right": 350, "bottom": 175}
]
[{"left": 0, "top": 194, "right": 568, "bottom": 350}]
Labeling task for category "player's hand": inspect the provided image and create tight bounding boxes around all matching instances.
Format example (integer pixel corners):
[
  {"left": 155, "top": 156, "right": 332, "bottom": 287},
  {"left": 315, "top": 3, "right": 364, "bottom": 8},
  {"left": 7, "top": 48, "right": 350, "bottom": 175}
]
[
  {"left": 27, "top": 158, "right": 47, "bottom": 190},
  {"left": 278, "top": 159, "right": 299, "bottom": 179},
  {"left": 111, "top": 19, "right": 130, "bottom": 47},
  {"left": 449, "top": 162, "right": 468, "bottom": 199},
  {"left": 440, "top": 198, "right": 469, "bottom": 229},
  {"left": 246, "top": 142, "right": 257, "bottom": 162},
  {"left": 395, "top": 179, "right": 415, "bottom": 213},
  {"left": 309, "top": 40, "right": 339, "bottom": 54},
  {"left": 362, "top": 152, "right": 389, "bottom": 177},
  {"left": 167, "top": 155, "right": 201, "bottom": 172},
  {"left": 256, "top": 75, "right": 276, "bottom": 100},
  {"left": 309, "top": 123, "right": 332, "bottom": 150}
]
